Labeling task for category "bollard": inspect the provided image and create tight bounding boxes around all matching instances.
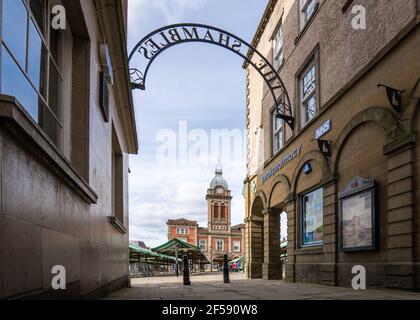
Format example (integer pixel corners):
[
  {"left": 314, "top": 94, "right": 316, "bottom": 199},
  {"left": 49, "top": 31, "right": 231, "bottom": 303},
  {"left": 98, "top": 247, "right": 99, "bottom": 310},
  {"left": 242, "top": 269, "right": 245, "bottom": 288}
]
[
  {"left": 223, "top": 254, "right": 230, "bottom": 284},
  {"left": 183, "top": 254, "right": 191, "bottom": 286}
]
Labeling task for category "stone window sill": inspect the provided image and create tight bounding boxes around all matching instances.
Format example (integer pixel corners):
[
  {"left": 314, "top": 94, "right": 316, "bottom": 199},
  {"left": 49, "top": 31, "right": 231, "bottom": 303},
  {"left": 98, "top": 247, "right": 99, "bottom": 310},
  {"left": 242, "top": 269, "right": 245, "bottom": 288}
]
[
  {"left": 294, "top": 246, "right": 324, "bottom": 256},
  {"left": 109, "top": 216, "right": 128, "bottom": 234},
  {"left": 0, "top": 94, "right": 98, "bottom": 204}
]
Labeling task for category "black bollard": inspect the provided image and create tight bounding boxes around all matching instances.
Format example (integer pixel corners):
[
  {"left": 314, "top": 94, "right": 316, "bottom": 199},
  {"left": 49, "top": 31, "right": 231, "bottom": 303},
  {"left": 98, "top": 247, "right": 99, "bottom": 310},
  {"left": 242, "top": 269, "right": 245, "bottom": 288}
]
[
  {"left": 223, "top": 254, "right": 230, "bottom": 284},
  {"left": 183, "top": 254, "right": 191, "bottom": 286}
]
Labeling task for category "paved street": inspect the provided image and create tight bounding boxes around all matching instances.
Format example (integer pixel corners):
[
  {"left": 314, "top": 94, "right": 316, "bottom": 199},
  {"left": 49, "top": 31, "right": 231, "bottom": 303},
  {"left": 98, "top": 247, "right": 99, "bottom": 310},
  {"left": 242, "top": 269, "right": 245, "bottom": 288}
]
[{"left": 106, "top": 272, "right": 420, "bottom": 300}]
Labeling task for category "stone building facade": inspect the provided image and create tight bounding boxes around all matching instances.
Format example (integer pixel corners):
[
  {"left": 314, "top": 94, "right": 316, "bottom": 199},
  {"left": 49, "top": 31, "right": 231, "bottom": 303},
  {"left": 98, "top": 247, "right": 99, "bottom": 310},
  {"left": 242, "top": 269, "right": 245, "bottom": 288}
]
[
  {"left": 167, "top": 167, "right": 244, "bottom": 265},
  {"left": 0, "top": 0, "right": 137, "bottom": 298},
  {"left": 244, "top": 0, "right": 420, "bottom": 290}
]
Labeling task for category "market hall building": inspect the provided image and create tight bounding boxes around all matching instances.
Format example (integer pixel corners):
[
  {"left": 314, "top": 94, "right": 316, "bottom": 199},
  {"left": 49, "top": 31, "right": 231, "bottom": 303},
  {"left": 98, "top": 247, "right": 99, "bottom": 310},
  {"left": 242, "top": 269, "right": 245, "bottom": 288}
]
[
  {"left": 0, "top": 0, "right": 138, "bottom": 298},
  {"left": 167, "top": 166, "right": 245, "bottom": 266},
  {"left": 243, "top": 0, "right": 420, "bottom": 290}
]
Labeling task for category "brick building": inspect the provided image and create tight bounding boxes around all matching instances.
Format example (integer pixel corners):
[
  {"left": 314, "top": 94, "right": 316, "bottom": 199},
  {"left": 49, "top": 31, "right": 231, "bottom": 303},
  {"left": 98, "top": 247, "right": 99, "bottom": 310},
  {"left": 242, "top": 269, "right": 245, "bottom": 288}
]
[
  {"left": 167, "top": 166, "right": 244, "bottom": 266},
  {"left": 244, "top": 0, "right": 420, "bottom": 290},
  {"left": 167, "top": 218, "right": 199, "bottom": 245}
]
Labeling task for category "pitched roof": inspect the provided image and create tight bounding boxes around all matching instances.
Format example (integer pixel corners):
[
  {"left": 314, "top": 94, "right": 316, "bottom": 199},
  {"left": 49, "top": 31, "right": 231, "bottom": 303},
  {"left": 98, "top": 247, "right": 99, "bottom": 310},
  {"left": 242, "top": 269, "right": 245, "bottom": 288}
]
[
  {"left": 129, "top": 242, "right": 180, "bottom": 262},
  {"left": 152, "top": 238, "right": 209, "bottom": 263}
]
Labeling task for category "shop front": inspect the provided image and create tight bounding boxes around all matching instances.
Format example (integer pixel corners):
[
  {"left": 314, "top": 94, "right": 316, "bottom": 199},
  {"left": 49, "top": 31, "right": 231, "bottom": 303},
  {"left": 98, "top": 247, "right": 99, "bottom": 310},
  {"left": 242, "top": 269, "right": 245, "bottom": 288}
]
[{"left": 243, "top": 0, "right": 420, "bottom": 291}]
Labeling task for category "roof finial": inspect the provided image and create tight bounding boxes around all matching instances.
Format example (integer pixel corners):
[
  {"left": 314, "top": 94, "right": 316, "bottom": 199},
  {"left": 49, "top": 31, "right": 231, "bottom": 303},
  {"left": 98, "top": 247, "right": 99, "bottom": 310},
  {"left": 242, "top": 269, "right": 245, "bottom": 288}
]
[{"left": 216, "top": 157, "right": 223, "bottom": 175}]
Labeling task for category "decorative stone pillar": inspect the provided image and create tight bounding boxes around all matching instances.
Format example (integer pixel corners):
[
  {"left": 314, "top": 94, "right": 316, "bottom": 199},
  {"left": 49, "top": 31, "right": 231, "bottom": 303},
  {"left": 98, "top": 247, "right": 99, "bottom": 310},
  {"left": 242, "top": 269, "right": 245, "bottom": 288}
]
[
  {"left": 384, "top": 140, "right": 416, "bottom": 290},
  {"left": 244, "top": 218, "right": 251, "bottom": 278},
  {"left": 321, "top": 181, "right": 337, "bottom": 286},
  {"left": 284, "top": 199, "right": 296, "bottom": 282},
  {"left": 262, "top": 208, "right": 282, "bottom": 280},
  {"left": 246, "top": 216, "right": 264, "bottom": 278}
]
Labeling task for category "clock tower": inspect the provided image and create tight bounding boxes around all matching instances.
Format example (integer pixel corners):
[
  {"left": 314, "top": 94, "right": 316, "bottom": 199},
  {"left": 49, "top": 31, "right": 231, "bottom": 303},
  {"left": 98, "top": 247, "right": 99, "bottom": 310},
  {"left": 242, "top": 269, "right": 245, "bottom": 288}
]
[
  {"left": 206, "top": 165, "right": 232, "bottom": 232},
  {"left": 195, "top": 165, "right": 244, "bottom": 267}
]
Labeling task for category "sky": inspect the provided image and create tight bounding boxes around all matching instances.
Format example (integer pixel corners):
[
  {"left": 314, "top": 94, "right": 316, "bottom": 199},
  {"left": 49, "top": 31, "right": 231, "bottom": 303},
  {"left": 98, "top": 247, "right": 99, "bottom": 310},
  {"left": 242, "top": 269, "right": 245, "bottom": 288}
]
[{"left": 127, "top": 0, "right": 269, "bottom": 248}]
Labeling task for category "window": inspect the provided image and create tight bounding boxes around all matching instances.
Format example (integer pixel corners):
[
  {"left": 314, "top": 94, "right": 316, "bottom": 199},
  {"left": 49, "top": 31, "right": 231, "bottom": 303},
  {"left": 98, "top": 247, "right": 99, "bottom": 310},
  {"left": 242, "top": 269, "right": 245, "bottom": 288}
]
[
  {"left": 178, "top": 237, "right": 188, "bottom": 243},
  {"left": 213, "top": 204, "right": 219, "bottom": 223},
  {"left": 1, "top": 0, "right": 63, "bottom": 146},
  {"left": 220, "top": 204, "right": 226, "bottom": 223},
  {"left": 300, "top": 0, "right": 318, "bottom": 30},
  {"left": 272, "top": 110, "right": 284, "bottom": 154},
  {"left": 233, "top": 241, "right": 241, "bottom": 252},
  {"left": 176, "top": 227, "right": 188, "bottom": 234},
  {"left": 112, "top": 127, "right": 124, "bottom": 225},
  {"left": 300, "top": 63, "right": 317, "bottom": 127},
  {"left": 98, "top": 43, "right": 113, "bottom": 122},
  {"left": 199, "top": 240, "right": 206, "bottom": 251},
  {"left": 272, "top": 25, "right": 284, "bottom": 70},
  {"left": 301, "top": 187, "right": 323, "bottom": 247},
  {"left": 216, "top": 239, "right": 224, "bottom": 251}
]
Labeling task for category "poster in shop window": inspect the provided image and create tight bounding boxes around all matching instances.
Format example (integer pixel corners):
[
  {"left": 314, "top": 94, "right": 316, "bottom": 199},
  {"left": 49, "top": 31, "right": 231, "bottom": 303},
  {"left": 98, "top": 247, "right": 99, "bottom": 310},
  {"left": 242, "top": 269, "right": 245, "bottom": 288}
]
[{"left": 302, "top": 188, "right": 323, "bottom": 246}]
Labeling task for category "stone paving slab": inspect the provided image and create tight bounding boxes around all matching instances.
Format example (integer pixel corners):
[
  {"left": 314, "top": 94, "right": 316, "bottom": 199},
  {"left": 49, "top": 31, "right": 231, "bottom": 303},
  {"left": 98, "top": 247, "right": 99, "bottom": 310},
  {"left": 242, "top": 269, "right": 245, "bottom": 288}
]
[{"left": 105, "top": 272, "right": 420, "bottom": 300}]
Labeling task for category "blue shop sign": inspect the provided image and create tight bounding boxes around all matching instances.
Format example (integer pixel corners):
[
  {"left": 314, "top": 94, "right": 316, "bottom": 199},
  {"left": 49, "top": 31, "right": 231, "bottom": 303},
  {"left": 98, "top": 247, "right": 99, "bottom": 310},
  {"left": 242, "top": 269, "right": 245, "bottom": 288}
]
[{"left": 315, "top": 119, "right": 331, "bottom": 140}]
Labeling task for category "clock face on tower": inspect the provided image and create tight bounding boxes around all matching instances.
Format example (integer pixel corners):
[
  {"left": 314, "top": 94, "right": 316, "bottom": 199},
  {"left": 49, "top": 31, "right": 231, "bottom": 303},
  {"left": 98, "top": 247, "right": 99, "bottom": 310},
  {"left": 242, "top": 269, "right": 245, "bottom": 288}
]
[{"left": 216, "top": 187, "right": 224, "bottom": 195}]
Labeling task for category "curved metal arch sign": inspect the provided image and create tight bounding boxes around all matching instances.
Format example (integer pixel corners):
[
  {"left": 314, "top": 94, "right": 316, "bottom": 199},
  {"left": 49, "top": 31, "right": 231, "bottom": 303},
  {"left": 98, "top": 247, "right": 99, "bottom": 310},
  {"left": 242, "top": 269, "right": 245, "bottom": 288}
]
[{"left": 128, "top": 23, "right": 295, "bottom": 130}]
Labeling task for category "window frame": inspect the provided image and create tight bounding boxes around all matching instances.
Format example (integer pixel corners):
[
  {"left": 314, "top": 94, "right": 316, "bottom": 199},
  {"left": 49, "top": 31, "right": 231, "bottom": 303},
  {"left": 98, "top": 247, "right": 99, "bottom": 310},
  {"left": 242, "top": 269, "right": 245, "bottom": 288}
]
[
  {"left": 271, "top": 107, "right": 285, "bottom": 155},
  {"left": 233, "top": 241, "right": 241, "bottom": 252},
  {"left": 296, "top": 45, "right": 320, "bottom": 130},
  {"left": 0, "top": 0, "right": 64, "bottom": 146},
  {"left": 176, "top": 227, "right": 189, "bottom": 235},
  {"left": 300, "top": 0, "right": 318, "bottom": 30},
  {"left": 300, "top": 62, "right": 317, "bottom": 127},
  {"left": 216, "top": 239, "right": 224, "bottom": 251},
  {"left": 300, "top": 186, "right": 324, "bottom": 248},
  {"left": 199, "top": 239, "right": 206, "bottom": 251},
  {"left": 220, "top": 203, "right": 226, "bottom": 223},
  {"left": 111, "top": 124, "right": 125, "bottom": 229},
  {"left": 272, "top": 23, "right": 284, "bottom": 71}
]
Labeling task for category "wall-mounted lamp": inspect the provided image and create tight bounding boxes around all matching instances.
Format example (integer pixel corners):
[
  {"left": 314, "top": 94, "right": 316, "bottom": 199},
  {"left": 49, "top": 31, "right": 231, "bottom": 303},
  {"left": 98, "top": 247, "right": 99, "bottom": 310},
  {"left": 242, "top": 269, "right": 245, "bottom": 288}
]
[
  {"left": 313, "top": 139, "right": 332, "bottom": 158},
  {"left": 377, "top": 84, "right": 405, "bottom": 114}
]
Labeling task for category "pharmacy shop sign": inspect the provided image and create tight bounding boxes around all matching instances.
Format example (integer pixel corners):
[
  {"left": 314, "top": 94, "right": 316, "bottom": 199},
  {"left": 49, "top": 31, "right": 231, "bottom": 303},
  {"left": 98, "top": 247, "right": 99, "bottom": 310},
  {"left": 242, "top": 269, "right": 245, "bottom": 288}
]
[{"left": 261, "top": 146, "right": 302, "bottom": 183}]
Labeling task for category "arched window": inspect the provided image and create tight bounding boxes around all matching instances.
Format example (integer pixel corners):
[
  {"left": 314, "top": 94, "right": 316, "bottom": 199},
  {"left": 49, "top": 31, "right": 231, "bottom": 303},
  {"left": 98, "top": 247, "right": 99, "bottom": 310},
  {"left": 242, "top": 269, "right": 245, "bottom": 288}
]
[
  {"left": 220, "top": 204, "right": 226, "bottom": 223},
  {"left": 213, "top": 204, "right": 219, "bottom": 223}
]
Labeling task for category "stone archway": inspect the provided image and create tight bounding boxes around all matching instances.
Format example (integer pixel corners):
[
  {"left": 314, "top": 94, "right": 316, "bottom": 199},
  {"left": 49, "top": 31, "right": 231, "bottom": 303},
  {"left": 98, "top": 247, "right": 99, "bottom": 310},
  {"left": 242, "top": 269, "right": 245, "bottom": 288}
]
[
  {"left": 264, "top": 174, "right": 291, "bottom": 280},
  {"left": 333, "top": 106, "right": 403, "bottom": 176},
  {"left": 290, "top": 149, "right": 332, "bottom": 194},
  {"left": 332, "top": 106, "right": 416, "bottom": 289}
]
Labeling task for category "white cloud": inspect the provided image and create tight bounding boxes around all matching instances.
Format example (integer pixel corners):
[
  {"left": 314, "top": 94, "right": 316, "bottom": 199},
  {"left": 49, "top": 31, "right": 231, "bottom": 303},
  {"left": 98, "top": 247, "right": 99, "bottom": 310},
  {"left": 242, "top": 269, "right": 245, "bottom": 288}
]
[
  {"left": 128, "top": 0, "right": 212, "bottom": 25},
  {"left": 128, "top": 160, "right": 245, "bottom": 248},
  {"left": 125, "top": 0, "right": 265, "bottom": 249}
]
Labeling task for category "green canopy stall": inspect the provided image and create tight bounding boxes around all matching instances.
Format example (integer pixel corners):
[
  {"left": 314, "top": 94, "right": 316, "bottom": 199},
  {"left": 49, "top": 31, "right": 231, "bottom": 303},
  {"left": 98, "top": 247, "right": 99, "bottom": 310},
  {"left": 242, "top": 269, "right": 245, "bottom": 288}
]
[
  {"left": 129, "top": 243, "right": 182, "bottom": 277},
  {"left": 152, "top": 238, "right": 209, "bottom": 274}
]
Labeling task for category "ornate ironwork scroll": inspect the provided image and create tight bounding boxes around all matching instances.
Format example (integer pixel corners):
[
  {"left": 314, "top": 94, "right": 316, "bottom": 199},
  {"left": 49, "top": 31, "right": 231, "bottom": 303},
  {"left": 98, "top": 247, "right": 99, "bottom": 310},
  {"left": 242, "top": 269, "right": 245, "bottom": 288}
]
[{"left": 129, "top": 23, "right": 295, "bottom": 130}]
